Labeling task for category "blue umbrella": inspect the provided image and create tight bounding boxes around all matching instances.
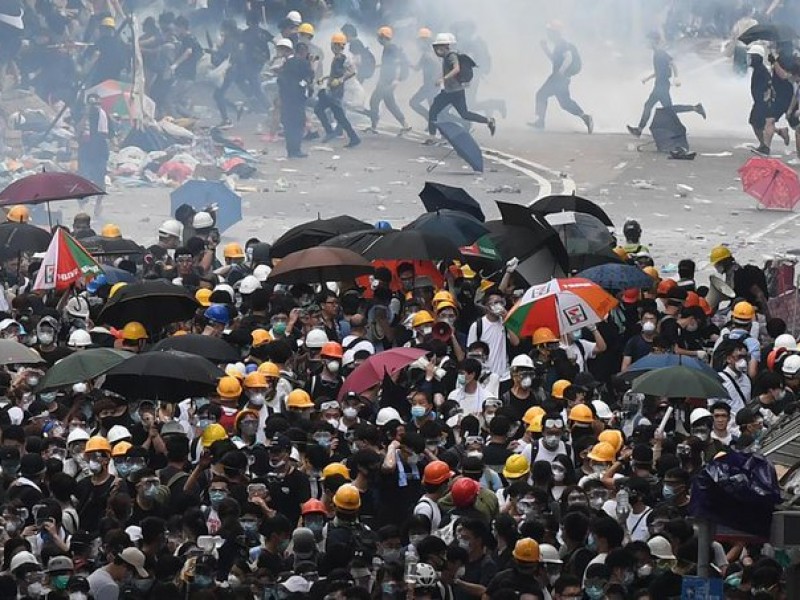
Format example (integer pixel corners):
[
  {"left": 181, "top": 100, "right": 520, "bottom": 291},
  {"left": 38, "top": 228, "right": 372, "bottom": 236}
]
[
  {"left": 623, "top": 353, "right": 719, "bottom": 381},
  {"left": 578, "top": 263, "right": 654, "bottom": 292},
  {"left": 432, "top": 121, "right": 483, "bottom": 173},
  {"left": 101, "top": 265, "right": 136, "bottom": 284},
  {"left": 170, "top": 180, "right": 242, "bottom": 233}
]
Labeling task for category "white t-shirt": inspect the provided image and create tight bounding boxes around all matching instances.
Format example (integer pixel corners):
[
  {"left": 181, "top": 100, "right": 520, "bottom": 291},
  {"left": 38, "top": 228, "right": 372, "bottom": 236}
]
[
  {"left": 448, "top": 384, "right": 490, "bottom": 416},
  {"left": 467, "top": 317, "right": 510, "bottom": 381},
  {"left": 562, "top": 339, "right": 597, "bottom": 373}
]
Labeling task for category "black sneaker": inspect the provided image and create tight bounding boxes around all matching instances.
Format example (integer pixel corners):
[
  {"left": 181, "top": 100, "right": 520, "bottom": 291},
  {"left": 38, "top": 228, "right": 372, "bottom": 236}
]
[
  {"left": 752, "top": 145, "right": 771, "bottom": 156},
  {"left": 397, "top": 126, "right": 412, "bottom": 136},
  {"left": 345, "top": 138, "right": 361, "bottom": 148},
  {"left": 626, "top": 125, "right": 642, "bottom": 138},
  {"left": 487, "top": 118, "right": 496, "bottom": 136},
  {"left": 423, "top": 137, "right": 437, "bottom": 146},
  {"left": 583, "top": 114, "right": 594, "bottom": 134},
  {"left": 322, "top": 132, "right": 338, "bottom": 143},
  {"left": 695, "top": 104, "right": 707, "bottom": 119}
]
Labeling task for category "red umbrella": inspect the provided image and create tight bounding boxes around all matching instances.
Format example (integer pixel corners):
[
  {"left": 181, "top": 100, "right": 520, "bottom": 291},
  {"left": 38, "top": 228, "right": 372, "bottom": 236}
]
[
  {"left": 337, "top": 347, "right": 427, "bottom": 401},
  {"left": 738, "top": 157, "right": 800, "bottom": 210},
  {"left": 0, "top": 171, "right": 105, "bottom": 206}
]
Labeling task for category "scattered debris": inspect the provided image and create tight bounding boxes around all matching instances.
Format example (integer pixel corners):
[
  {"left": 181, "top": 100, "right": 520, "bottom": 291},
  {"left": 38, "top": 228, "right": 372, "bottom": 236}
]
[{"left": 486, "top": 184, "right": 521, "bottom": 194}]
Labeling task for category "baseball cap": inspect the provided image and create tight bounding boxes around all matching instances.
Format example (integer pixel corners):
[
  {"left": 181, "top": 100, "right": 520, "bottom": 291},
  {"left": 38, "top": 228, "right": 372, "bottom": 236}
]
[
  {"left": 46, "top": 556, "right": 74, "bottom": 573},
  {"left": 119, "top": 547, "right": 148, "bottom": 577}
]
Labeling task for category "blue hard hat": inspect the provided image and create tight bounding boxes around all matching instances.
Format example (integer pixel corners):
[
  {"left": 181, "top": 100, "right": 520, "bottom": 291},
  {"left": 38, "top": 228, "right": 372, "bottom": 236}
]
[
  {"left": 204, "top": 304, "right": 230, "bottom": 325},
  {"left": 245, "top": 363, "right": 258, "bottom": 374},
  {"left": 86, "top": 274, "right": 108, "bottom": 294},
  {"left": 375, "top": 220, "right": 392, "bottom": 231}
]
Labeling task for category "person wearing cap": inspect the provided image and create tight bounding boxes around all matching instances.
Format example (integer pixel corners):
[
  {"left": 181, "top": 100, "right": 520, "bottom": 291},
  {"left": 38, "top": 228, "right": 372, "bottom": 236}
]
[
  {"left": 10, "top": 550, "right": 44, "bottom": 596},
  {"left": 46, "top": 555, "right": 75, "bottom": 593},
  {"left": 87, "top": 545, "right": 148, "bottom": 599},
  {"left": 621, "top": 308, "right": 659, "bottom": 372}
]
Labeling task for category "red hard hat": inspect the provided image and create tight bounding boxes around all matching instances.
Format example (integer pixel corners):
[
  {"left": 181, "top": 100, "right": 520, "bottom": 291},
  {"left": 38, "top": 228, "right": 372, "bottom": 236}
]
[
  {"left": 451, "top": 477, "right": 481, "bottom": 508},
  {"left": 301, "top": 498, "right": 327, "bottom": 515}
]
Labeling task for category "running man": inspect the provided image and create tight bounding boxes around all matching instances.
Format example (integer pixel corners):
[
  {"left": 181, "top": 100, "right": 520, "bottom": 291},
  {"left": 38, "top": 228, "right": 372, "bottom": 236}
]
[
  {"left": 627, "top": 32, "right": 706, "bottom": 138},
  {"left": 409, "top": 27, "right": 439, "bottom": 124},
  {"left": 314, "top": 32, "right": 361, "bottom": 148},
  {"left": 367, "top": 26, "right": 410, "bottom": 134}
]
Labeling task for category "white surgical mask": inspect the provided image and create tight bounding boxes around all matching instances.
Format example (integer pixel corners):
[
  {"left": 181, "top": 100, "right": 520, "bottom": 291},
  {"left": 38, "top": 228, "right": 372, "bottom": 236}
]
[
  {"left": 735, "top": 358, "right": 747, "bottom": 372},
  {"left": 642, "top": 321, "right": 656, "bottom": 334},
  {"left": 520, "top": 376, "right": 533, "bottom": 389},
  {"left": 327, "top": 360, "right": 340, "bottom": 374},
  {"left": 248, "top": 392, "right": 265, "bottom": 406},
  {"left": 343, "top": 406, "right": 358, "bottom": 419}
]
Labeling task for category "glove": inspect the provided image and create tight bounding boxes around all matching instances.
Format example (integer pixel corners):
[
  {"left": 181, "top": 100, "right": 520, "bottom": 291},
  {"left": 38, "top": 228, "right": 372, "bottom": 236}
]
[
  {"left": 330, "top": 78, "right": 341, "bottom": 88},
  {"left": 672, "top": 78, "right": 681, "bottom": 87},
  {"left": 506, "top": 257, "right": 519, "bottom": 273},
  {"left": 696, "top": 350, "right": 707, "bottom": 361}
]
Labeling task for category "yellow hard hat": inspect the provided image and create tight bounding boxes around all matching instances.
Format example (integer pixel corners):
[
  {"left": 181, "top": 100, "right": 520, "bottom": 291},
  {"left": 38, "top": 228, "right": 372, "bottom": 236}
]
[
  {"left": 522, "top": 406, "right": 545, "bottom": 426},
  {"left": 298, "top": 22, "right": 315, "bottom": 35},
  {"left": 258, "top": 362, "right": 281, "bottom": 378},
  {"left": 732, "top": 301, "right": 755, "bottom": 321},
  {"left": 109, "top": 282, "right": 127, "bottom": 298},
  {"left": 195, "top": 288, "right": 212, "bottom": 307},
  {"left": 642, "top": 266, "right": 660, "bottom": 281},
  {"left": 513, "top": 538, "right": 541, "bottom": 563},
  {"left": 111, "top": 441, "right": 132, "bottom": 458},
  {"left": 244, "top": 371, "right": 267, "bottom": 389},
  {"left": 251, "top": 328, "right": 272, "bottom": 347},
  {"left": 598, "top": 429, "right": 624, "bottom": 453},
  {"left": 432, "top": 290, "right": 456, "bottom": 309},
  {"left": 216, "top": 376, "right": 242, "bottom": 399},
  {"left": 532, "top": 327, "right": 558, "bottom": 346},
  {"left": 101, "top": 223, "right": 121, "bottom": 238},
  {"left": 460, "top": 264, "right": 477, "bottom": 279},
  {"left": 613, "top": 246, "right": 629, "bottom": 261},
  {"left": 418, "top": 27, "right": 432, "bottom": 39},
  {"left": 587, "top": 441, "right": 616, "bottom": 463},
  {"left": 287, "top": 389, "right": 314, "bottom": 409},
  {"left": 709, "top": 245, "right": 732, "bottom": 266},
  {"left": 322, "top": 462, "right": 351, "bottom": 480},
  {"left": 331, "top": 32, "right": 347, "bottom": 44},
  {"left": 121, "top": 321, "right": 147, "bottom": 341},
  {"left": 569, "top": 403, "right": 594, "bottom": 424},
  {"left": 101, "top": 16, "right": 116, "bottom": 27},
  {"left": 201, "top": 423, "right": 228, "bottom": 448},
  {"left": 502, "top": 454, "right": 530, "bottom": 480},
  {"left": 377, "top": 26, "right": 393, "bottom": 39},
  {"left": 412, "top": 310, "right": 435, "bottom": 328},
  {"left": 223, "top": 242, "right": 245, "bottom": 259},
  {"left": 527, "top": 413, "right": 544, "bottom": 433},
  {"left": 551, "top": 379, "right": 571, "bottom": 400},
  {"left": 436, "top": 300, "right": 458, "bottom": 313},
  {"left": 85, "top": 436, "right": 112, "bottom": 454},
  {"left": 7, "top": 205, "right": 29, "bottom": 223},
  {"left": 333, "top": 483, "right": 361, "bottom": 510}
]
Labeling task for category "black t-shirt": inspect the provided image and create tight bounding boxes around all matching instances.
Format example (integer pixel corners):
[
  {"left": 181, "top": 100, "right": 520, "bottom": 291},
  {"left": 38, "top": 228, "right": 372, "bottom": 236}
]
[
  {"left": 35, "top": 345, "right": 72, "bottom": 368},
  {"left": 659, "top": 316, "right": 680, "bottom": 347},
  {"left": 456, "top": 554, "right": 498, "bottom": 600},
  {"left": 648, "top": 570, "right": 683, "bottom": 600},
  {"left": 376, "top": 458, "right": 423, "bottom": 528},
  {"left": 267, "top": 468, "right": 310, "bottom": 525},
  {"left": 733, "top": 264, "right": 769, "bottom": 304},
  {"left": 483, "top": 442, "right": 512, "bottom": 472},
  {"left": 94, "top": 34, "right": 129, "bottom": 83},
  {"left": 175, "top": 32, "right": 202, "bottom": 80},
  {"left": 502, "top": 389, "right": 536, "bottom": 423},
  {"left": 76, "top": 475, "right": 115, "bottom": 534},
  {"left": 485, "top": 567, "right": 542, "bottom": 598},
  {"left": 623, "top": 335, "right": 653, "bottom": 362}
]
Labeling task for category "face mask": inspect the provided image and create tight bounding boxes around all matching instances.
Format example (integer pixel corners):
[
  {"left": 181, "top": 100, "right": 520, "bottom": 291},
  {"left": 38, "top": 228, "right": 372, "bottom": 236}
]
[
  {"left": 421, "top": 326, "right": 433, "bottom": 336},
  {"left": 489, "top": 303, "right": 505, "bottom": 315},
  {"left": 692, "top": 428, "right": 710, "bottom": 442},
  {"left": 724, "top": 573, "right": 741, "bottom": 588},
  {"left": 409, "top": 534, "right": 425, "bottom": 546},
  {"left": 88, "top": 460, "right": 102, "bottom": 474},
  {"left": 455, "top": 566, "right": 466, "bottom": 580},
  {"left": 585, "top": 586, "right": 605, "bottom": 600},
  {"left": 637, "top": 564, "right": 653, "bottom": 578},
  {"left": 466, "top": 450, "right": 483, "bottom": 460},
  {"left": 590, "top": 495, "right": 606, "bottom": 510},
  {"left": 552, "top": 468, "right": 565, "bottom": 483},
  {"left": 381, "top": 548, "right": 402, "bottom": 563},
  {"left": 327, "top": 361, "right": 340, "bottom": 374},
  {"left": 194, "top": 575, "right": 214, "bottom": 588},
  {"left": 209, "top": 490, "right": 227, "bottom": 507},
  {"left": 116, "top": 462, "right": 132, "bottom": 478},
  {"left": 242, "top": 521, "right": 259, "bottom": 534},
  {"left": 520, "top": 376, "right": 533, "bottom": 389},
  {"left": 307, "top": 518, "right": 324, "bottom": 535},
  {"left": 143, "top": 484, "right": 159, "bottom": 500},
  {"left": 641, "top": 321, "right": 656, "bottom": 334},
  {"left": 269, "top": 458, "right": 286, "bottom": 469},
  {"left": 5, "top": 518, "right": 20, "bottom": 534},
  {"left": 326, "top": 418, "right": 340, "bottom": 428},
  {"left": 248, "top": 393, "right": 265, "bottom": 406},
  {"left": 592, "top": 464, "right": 607, "bottom": 475},
  {"left": 411, "top": 406, "right": 426, "bottom": 419},
  {"left": 662, "top": 485, "right": 677, "bottom": 500},
  {"left": 484, "top": 413, "right": 495, "bottom": 424},
  {"left": 543, "top": 435, "right": 560, "bottom": 450},
  {"left": 586, "top": 533, "right": 597, "bottom": 551},
  {"left": 407, "top": 452, "right": 420, "bottom": 465},
  {"left": 735, "top": 358, "right": 747, "bottom": 372},
  {"left": 26, "top": 376, "right": 39, "bottom": 387},
  {"left": 343, "top": 406, "right": 359, "bottom": 419},
  {"left": 241, "top": 422, "right": 258, "bottom": 436},
  {"left": 70, "top": 594, "right": 88, "bottom": 600},
  {"left": 272, "top": 322, "right": 287, "bottom": 336},
  {"left": 685, "top": 322, "right": 699, "bottom": 333},
  {"left": 623, "top": 570, "right": 635, "bottom": 586},
  {"left": 458, "top": 538, "right": 471, "bottom": 551},
  {"left": 38, "top": 332, "right": 54, "bottom": 345},
  {"left": 197, "top": 418, "right": 211, "bottom": 430},
  {"left": 315, "top": 435, "right": 332, "bottom": 449},
  {"left": 73, "top": 382, "right": 88, "bottom": 394},
  {"left": 457, "top": 373, "right": 467, "bottom": 387}
]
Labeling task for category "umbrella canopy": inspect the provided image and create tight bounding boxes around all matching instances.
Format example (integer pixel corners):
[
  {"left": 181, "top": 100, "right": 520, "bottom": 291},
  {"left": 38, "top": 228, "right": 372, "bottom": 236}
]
[
  {"left": 739, "top": 23, "right": 798, "bottom": 44},
  {"left": 33, "top": 229, "right": 102, "bottom": 292},
  {"left": 738, "top": 157, "right": 800, "bottom": 211},
  {"left": 97, "top": 280, "right": 200, "bottom": 330},
  {"left": 631, "top": 365, "right": 729, "bottom": 399},
  {"left": 578, "top": 263, "right": 654, "bottom": 292},
  {"left": 100, "top": 265, "right": 136, "bottom": 284},
  {"left": 436, "top": 121, "right": 484, "bottom": 172},
  {"left": 151, "top": 334, "right": 240, "bottom": 364},
  {"left": 170, "top": 180, "right": 242, "bottom": 233},
  {"left": 569, "top": 251, "right": 624, "bottom": 273},
  {"left": 103, "top": 350, "right": 224, "bottom": 401},
  {"left": 505, "top": 277, "right": 618, "bottom": 337},
  {"left": 0, "top": 221, "right": 51, "bottom": 257},
  {"left": 404, "top": 209, "right": 489, "bottom": 247},
  {"left": 544, "top": 211, "right": 616, "bottom": 257},
  {"left": 621, "top": 353, "right": 719, "bottom": 382},
  {"left": 85, "top": 79, "right": 156, "bottom": 122},
  {"left": 271, "top": 215, "right": 372, "bottom": 259},
  {"left": 530, "top": 194, "right": 614, "bottom": 227},
  {"left": 337, "top": 347, "right": 427, "bottom": 400},
  {"left": 322, "top": 229, "right": 391, "bottom": 255},
  {"left": 79, "top": 236, "right": 146, "bottom": 257},
  {"left": 0, "top": 171, "right": 105, "bottom": 206},
  {"left": 268, "top": 247, "right": 374, "bottom": 284},
  {"left": 361, "top": 229, "right": 463, "bottom": 261},
  {"left": 37, "top": 348, "right": 132, "bottom": 391},
  {"left": 0, "top": 340, "right": 45, "bottom": 365},
  {"left": 419, "top": 181, "right": 485, "bottom": 222}
]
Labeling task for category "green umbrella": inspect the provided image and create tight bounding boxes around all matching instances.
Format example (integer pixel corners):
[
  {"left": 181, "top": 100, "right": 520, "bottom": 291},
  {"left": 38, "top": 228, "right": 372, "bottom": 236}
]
[
  {"left": 0, "top": 340, "right": 45, "bottom": 366},
  {"left": 631, "top": 365, "right": 728, "bottom": 399},
  {"left": 37, "top": 348, "right": 132, "bottom": 391}
]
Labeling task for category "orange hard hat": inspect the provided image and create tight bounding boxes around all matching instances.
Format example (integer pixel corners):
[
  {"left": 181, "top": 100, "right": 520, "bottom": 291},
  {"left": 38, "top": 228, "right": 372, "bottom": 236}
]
[
  {"left": 422, "top": 460, "right": 453, "bottom": 486},
  {"left": 656, "top": 279, "right": 677, "bottom": 297},
  {"left": 320, "top": 341, "right": 343, "bottom": 359},
  {"left": 301, "top": 498, "right": 327, "bottom": 515}
]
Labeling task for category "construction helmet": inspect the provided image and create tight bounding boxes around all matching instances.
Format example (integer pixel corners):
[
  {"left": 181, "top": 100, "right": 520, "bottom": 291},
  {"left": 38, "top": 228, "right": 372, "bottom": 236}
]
[
  {"left": 551, "top": 379, "right": 571, "bottom": 399},
  {"left": 286, "top": 10, "right": 302, "bottom": 24},
  {"left": 527, "top": 413, "right": 544, "bottom": 434},
  {"left": 512, "top": 538, "right": 541, "bottom": 563},
  {"left": 783, "top": 354, "right": 800, "bottom": 377},
  {"left": 532, "top": 327, "right": 559, "bottom": 345},
  {"left": 412, "top": 311, "right": 435, "bottom": 328},
  {"left": 511, "top": 355, "right": 535, "bottom": 369},
  {"left": 587, "top": 441, "right": 616, "bottom": 462},
  {"left": 216, "top": 376, "right": 242, "bottom": 399},
  {"left": 287, "top": 389, "right": 314, "bottom": 409},
  {"left": 642, "top": 266, "right": 660, "bottom": 281},
  {"left": 774, "top": 333, "right": 798, "bottom": 351},
  {"left": 107, "top": 425, "right": 132, "bottom": 444},
  {"left": 223, "top": 242, "right": 245, "bottom": 259},
  {"left": 435, "top": 300, "right": 458, "bottom": 313},
  {"left": 657, "top": 279, "right": 677, "bottom": 296},
  {"left": 201, "top": 423, "right": 228, "bottom": 448},
  {"left": 193, "top": 212, "right": 214, "bottom": 229},
  {"left": 432, "top": 32, "right": 452, "bottom": 46},
  {"left": 709, "top": 245, "right": 732, "bottom": 266},
  {"left": 101, "top": 16, "right": 115, "bottom": 27},
  {"left": 732, "top": 301, "right": 755, "bottom": 321},
  {"left": 333, "top": 483, "right": 361, "bottom": 511},
  {"left": 298, "top": 22, "right": 315, "bottom": 36},
  {"left": 305, "top": 329, "right": 329, "bottom": 349},
  {"left": 522, "top": 406, "right": 545, "bottom": 425},
  {"left": 158, "top": 219, "right": 182, "bottom": 238},
  {"left": 418, "top": 27, "right": 432, "bottom": 39},
  {"left": 301, "top": 498, "right": 327, "bottom": 515},
  {"left": 68, "top": 329, "right": 92, "bottom": 348},
  {"left": 244, "top": 371, "right": 267, "bottom": 389},
  {"left": 377, "top": 25, "right": 393, "bottom": 39},
  {"left": 109, "top": 282, "right": 127, "bottom": 298},
  {"left": 258, "top": 362, "right": 281, "bottom": 378},
  {"left": 121, "top": 321, "right": 147, "bottom": 341},
  {"left": 432, "top": 290, "right": 456, "bottom": 309},
  {"left": 7, "top": 205, "right": 29, "bottom": 223},
  {"left": 85, "top": 436, "right": 112, "bottom": 454},
  {"left": 422, "top": 460, "right": 453, "bottom": 485},
  {"left": 204, "top": 304, "right": 230, "bottom": 325},
  {"left": 502, "top": 454, "right": 530, "bottom": 480},
  {"left": 322, "top": 462, "right": 351, "bottom": 480},
  {"left": 67, "top": 428, "right": 90, "bottom": 445},
  {"left": 569, "top": 403, "right": 594, "bottom": 423},
  {"left": 111, "top": 441, "right": 132, "bottom": 458},
  {"left": 415, "top": 564, "right": 438, "bottom": 587},
  {"left": 320, "top": 341, "right": 343, "bottom": 359},
  {"left": 101, "top": 223, "right": 122, "bottom": 238},
  {"left": 598, "top": 429, "right": 624, "bottom": 453},
  {"left": 251, "top": 329, "right": 272, "bottom": 347},
  {"left": 689, "top": 408, "right": 712, "bottom": 425},
  {"left": 195, "top": 288, "right": 212, "bottom": 307},
  {"left": 451, "top": 477, "right": 480, "bottom": 508},
  {"left": 331, "top": 32, "right": 347, "bottom": 44}
]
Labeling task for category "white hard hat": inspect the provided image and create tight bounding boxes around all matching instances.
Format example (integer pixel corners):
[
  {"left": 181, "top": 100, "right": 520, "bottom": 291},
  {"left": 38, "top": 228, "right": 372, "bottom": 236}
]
[
  {"left": 192, "top": 211, "right": 214, "bottom": 229},
  {"left": 775, "top": 333, "right": 798, "bottom": 351},
  {"left": 237, "top": 275, "right": 262, "bottom": 295},
  {"left": 376, "top": 406, "right": 404, "bottom": 426},
  {"left": 68, "top": 329, "right": 92, "bottom": 348},
  {"left": 747, "top": 43, "right": 767, "bottom": 59},
  {"left": 286, "top": 10, "right": 302, "bottom": 24},
  {"left": 66, "top": 296, "right": 90, "bottom": 319},
  {"left": 343, "top": 348, "right": 356, "bottom": 367},
  {"left": 276, "top": 38, "right": 294, "bottom": 50},
  {"left": 213, "top": 283, "right": 235, "bottom": 303},
  {"left": 108, "top": 425, "right": 132, "bottom": 444},
  {"left": 511, "top": 355, "right": 534, "bottom": 369},
  {"left": 433, "top": 32, "right": 453, "bottom": 46},
  {"left": 305, "top": 329, "right": 329, "bottom": 349},
  {"left": 0, "top": 318, "right": 22, "bottom": 333},
  {"left": 10, "top": 551, "right": 39, "bottom": 573},
  {"left": 592, "top": 400, "right": 613, "bottom": 420},
  {"left": 539, "top": 544, "right": 563, "bottom": 564},
  {"left": 253, "top": 264, "right": 271, "bottom": 282},
  {"left": 647, "top": 535, "right": 676, "bottom": 560},
  {"left": 67, "top": 428, "right": 91, "bottom": 445},
  {"left": 158, "top": 219, "right": 183, "bottom": 238},
  {"left": 690, "top": 407, "right": 712, "bottom": 425},
  {"left": 783, "top": 354, "right": 800, "bottom": 376}
]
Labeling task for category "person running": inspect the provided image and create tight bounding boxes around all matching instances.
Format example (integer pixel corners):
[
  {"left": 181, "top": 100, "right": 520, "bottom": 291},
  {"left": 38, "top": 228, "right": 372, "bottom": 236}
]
[
  {"left": 532, "top": 20, "right": 593, "bottom": 133},
  {"left": 366, "top": 26, "right": 411, "bottom": 134},
  {"left": 746, "top": 44, "right": 773, "bottom": 155},
  {"left": 758, "top": 42, "right": 794, "bottom": 156},
  {"left": 314, "top": 32, "right": 361, "bottom": 149},
  {"left": 409, "top": 27, "right": 439, "bottom": 125},
  {"left": 211, "top": 20, "right": 242, "bottom": 128},
  {"left": 627, "top": 32, "right": 706, "bottom": 138},
  {"left": 424, "top": 33, "right": 495, "bottom": 145}
]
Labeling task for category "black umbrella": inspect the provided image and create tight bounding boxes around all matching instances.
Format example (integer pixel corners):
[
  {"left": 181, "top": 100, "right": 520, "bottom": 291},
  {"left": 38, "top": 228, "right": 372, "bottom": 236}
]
[
  {"left": 97, "top": 280, "right": 200, "bottom": 330},
  {"left": 150, "top": 334, "right": 240, "bottom": 364},
  {"left": 321, "top": 229, "right": 392, "bottom": 255},
  {"left": 543, "top": 212, "right": 616, "bottom": 258},
  {"left": 568, "top": 250, "right": 623, "bottom": 273},
  {"left": 0, "top": 222, "right": 51, "bottom": 257},
  {"left": 79, "top": 236, "right": 146, "bottom": 257},
  {"left": 103, "top": 350, "right": 224, "bottom": 401},
  {"left": 529, "top": 194, "right": 614, "bottom": 227},
  {"left": 271, "top": 215, "right": 372, "bottom": 259},
  {"left": 361, "top": 229, "right": 463, "bottom": 261},
  {"left": 419, "top": 181, "right": 485, "bottom": 222},
  {"left": 482, "top": 221, "right": 568, "bottom": 283},
  {"left": 404, "top": 209, "right": 489, "bottom": 246},
  {"left": 432, "top": 121, "right": 483, "bottom": 173},
  {"left": 739, "top": 23, "right": 798, "bottom": 45},
  {"left": 495, "top": 201, "right": 570, "bottom": 270}
]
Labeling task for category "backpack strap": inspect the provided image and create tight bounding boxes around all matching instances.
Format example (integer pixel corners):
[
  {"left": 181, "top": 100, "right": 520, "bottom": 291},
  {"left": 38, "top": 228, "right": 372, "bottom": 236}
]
[{"left": 719, "top": 371, "right": 747, "bottom": 406}]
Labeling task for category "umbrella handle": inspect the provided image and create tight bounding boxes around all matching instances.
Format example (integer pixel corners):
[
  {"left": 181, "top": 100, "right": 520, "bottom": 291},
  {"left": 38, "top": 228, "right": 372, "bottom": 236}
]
[{"left": 426, "top": 148, "right": 455, "bottom": 173}]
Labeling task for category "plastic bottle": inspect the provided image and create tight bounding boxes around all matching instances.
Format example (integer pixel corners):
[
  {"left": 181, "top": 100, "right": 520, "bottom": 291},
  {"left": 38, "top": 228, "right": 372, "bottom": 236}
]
[
  {"left": 616, "top": 489, "right": 631, "bottom": 523},
  {"left": 404, "top": 543, "right": 418, "bottom": 585}
]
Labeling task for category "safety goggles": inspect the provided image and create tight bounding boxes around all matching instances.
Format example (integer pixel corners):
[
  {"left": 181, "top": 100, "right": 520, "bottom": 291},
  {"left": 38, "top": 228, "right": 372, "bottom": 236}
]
[
  {"left": 320, "top": 400, "right": 339, "bottom": 411},
  {"left": 544, "top": 418, "right": 564, "bottom": 429},
  {"left": 465, "top": 435, "right": 484, "bottom": 446}
]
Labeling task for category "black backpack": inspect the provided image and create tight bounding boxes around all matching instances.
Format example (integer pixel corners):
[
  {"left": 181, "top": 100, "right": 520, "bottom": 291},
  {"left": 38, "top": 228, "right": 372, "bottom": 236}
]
[
  {"left": 456, "top": 53, "right": 477, "bottom": 83},
  {"left": 563, "top": 43, "right": 582, "bottom": 77}
]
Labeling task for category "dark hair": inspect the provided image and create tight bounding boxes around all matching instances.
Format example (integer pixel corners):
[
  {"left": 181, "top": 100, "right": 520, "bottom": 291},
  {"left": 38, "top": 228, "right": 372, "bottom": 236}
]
[
  {"left": 754, "top": 370, "right": 783, "bottom": 394},
  {"left": 677, "top": 259, "right": 695, "bottom": 279},
  {"left": 709, "top": 401, "right": 731, "bottom": 414},
  {"left": 460, "top": 358, "right": 482, "bottom": 376},
  {"left": 766, "top": 317, "right": 787, "bottom": 338},
  {"left": 590, "top": 516, "right": 624, "bottom": 549}
]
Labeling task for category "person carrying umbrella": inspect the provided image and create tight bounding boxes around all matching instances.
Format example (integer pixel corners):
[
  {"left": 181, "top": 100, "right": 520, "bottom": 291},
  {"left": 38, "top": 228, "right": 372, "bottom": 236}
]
[
  {"left": 118, "top": 322, "right": 148, "bottom": 353},
  {"left": 424, "top": 33, "right": 495, "bottom": 146}
]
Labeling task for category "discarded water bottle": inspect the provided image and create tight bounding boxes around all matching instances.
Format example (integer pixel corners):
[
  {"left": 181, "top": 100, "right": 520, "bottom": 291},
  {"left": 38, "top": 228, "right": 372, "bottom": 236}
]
[
  {"left": 404, "top": 543, "right": 418, "bottom": 585},
  {"left": 616, "top": 489, "right": 631, "bottom": 522}
]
